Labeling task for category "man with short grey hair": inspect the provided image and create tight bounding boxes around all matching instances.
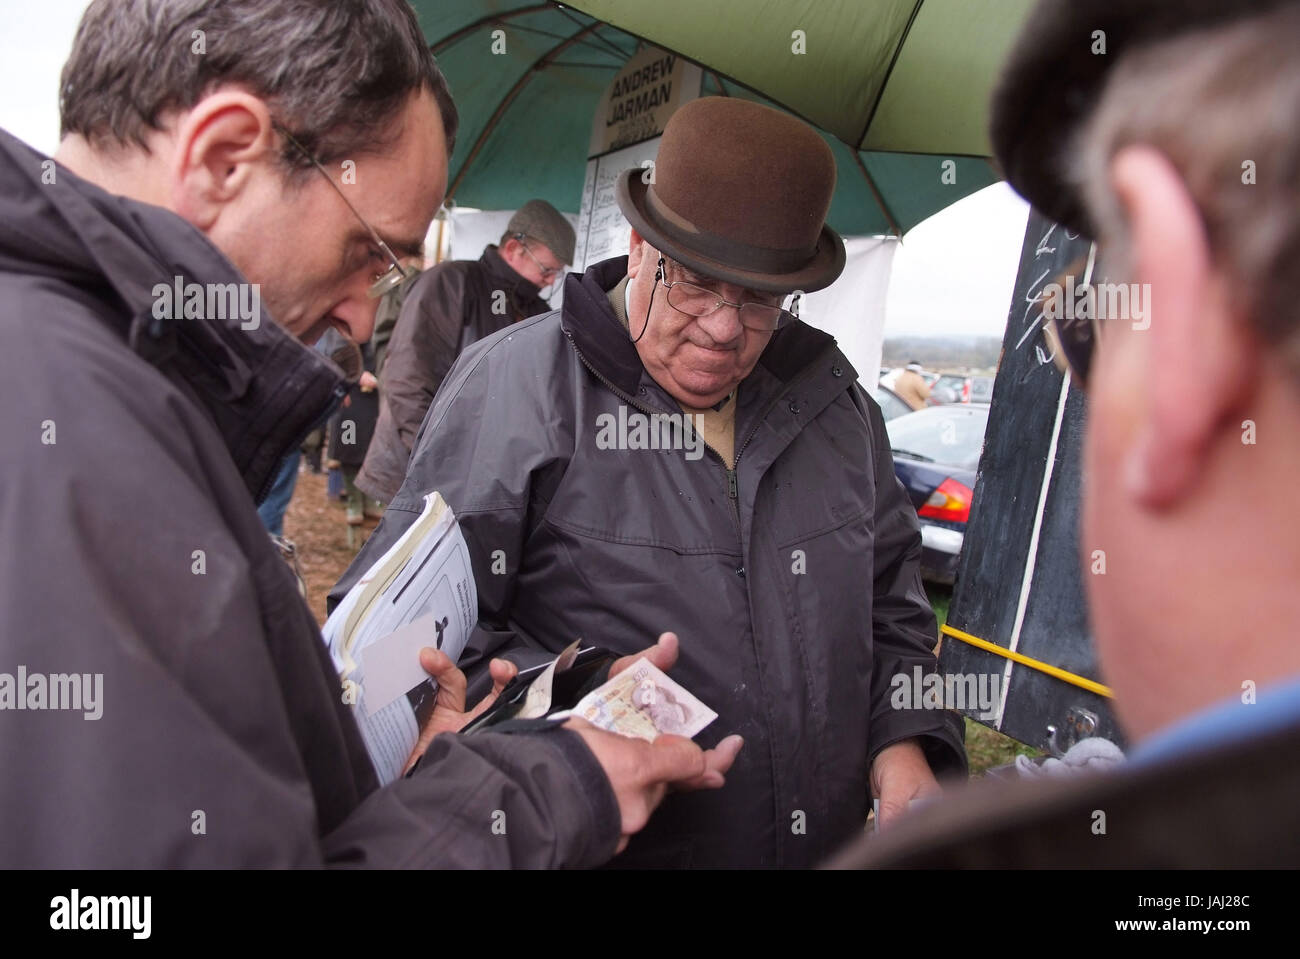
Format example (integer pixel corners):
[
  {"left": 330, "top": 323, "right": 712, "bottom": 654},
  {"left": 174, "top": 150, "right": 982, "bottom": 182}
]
[
  {"left": 834, "top": 0, "right": 1300, "bottom": 868},
  {"left": 358, "top": 198, "right": 575, "bottom": 503},
  {"left": 0, "top": 0, "right": 733, "bottom": 868}
]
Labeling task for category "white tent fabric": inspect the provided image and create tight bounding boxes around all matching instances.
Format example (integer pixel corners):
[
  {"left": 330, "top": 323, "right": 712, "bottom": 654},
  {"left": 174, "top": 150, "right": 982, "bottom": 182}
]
[{"left": 798, "top": 236, "right": 897, "bottom": 385}]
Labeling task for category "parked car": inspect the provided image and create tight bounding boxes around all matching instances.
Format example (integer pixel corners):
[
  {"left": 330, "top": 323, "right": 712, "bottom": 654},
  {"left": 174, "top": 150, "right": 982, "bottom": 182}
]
[
  {"left": 928, "top": 373, "right": 970, "bottom": 405},
  {"left": 969, "top": 375, "right": 995, "bottom": 404},
  {"left": 869, "top": 386, "right": 912, "bottom": 422},
  {"left": 885, "top": 404, "right": 990, "bottom": 584}
]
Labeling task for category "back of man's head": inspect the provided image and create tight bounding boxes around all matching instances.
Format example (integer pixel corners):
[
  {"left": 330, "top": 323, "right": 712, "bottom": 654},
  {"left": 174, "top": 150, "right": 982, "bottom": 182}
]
[
  {"left": 1072, "top": 5, "right": 1300, "bottom": 377},
  {"left": 995, "top": 0, "right": 1300, "bottom": 740},
  {"left": 60, "top": 0, "right": 458, "bottom": 178}
]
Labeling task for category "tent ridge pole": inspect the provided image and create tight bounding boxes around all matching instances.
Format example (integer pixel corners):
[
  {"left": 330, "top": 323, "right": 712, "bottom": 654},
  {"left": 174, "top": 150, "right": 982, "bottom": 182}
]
[
  {"left": 856, "top": 0, "right": 925, "bottom": 151},
  {"left": 852, "top": 151, "right": 904, "bottom": 239},
  {"left": 430, "top": 3, "right": 553, "bottom": 56}
]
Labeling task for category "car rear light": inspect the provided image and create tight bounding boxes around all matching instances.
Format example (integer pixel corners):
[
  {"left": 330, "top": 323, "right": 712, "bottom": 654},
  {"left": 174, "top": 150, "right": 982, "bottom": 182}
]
[
  {"left": 918, "top": 477, "right": 973, "bottom": 523},
  {"left": 961, "top": 379, "right": 971, "bottom": 403}
]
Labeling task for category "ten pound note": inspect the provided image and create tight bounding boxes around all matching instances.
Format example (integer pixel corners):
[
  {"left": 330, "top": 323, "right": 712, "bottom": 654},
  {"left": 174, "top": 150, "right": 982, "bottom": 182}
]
[{"left": 558, "top": 658, "right": 717, "bottom": 742}]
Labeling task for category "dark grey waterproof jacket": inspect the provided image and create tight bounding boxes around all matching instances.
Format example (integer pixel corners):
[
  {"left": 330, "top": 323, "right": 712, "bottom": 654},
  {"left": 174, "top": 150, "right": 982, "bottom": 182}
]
[
  {"left": 357, "top": 246, "right": 551, "bottom": 503},
  {"left": 333, "top": 258, "right": 968, "bottom": 867},
  {"left": 0, "top": 129, "right": 618, "bottom": 868}
]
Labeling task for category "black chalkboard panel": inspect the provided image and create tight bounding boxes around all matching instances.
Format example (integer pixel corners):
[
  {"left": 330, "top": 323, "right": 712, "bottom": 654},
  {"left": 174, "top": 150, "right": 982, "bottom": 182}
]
[{"left": 940, "top": 209, "right": 1125, "bottom": 753}]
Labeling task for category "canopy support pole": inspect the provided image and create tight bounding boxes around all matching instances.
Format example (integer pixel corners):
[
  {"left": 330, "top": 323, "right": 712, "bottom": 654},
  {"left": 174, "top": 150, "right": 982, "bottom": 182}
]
[
  {"left": 851, "top": 151, "right": 903, "bottom": 238},
  {"left": 431, "top": 4, "right": 553, "bottom": 55}
]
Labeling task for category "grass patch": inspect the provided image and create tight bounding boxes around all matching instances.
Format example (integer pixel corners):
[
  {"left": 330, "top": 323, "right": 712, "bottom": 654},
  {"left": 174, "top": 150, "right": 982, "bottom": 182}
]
[{"left": 963, "top": 717, "right": 1040, "bottom": 776}]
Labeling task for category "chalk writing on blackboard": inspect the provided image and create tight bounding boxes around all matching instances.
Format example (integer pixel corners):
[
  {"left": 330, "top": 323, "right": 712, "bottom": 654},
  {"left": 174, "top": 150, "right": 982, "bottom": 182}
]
[
  {"left": 574, "top": 140, "right": 661, "bottom": 272},
  {"left": 1013, "top": 221, "right": 1092, "bottom": 369}
]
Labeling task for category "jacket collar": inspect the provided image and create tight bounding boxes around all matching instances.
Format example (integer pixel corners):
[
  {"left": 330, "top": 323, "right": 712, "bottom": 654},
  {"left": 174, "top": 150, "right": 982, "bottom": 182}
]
[
  {"left": 481, "top": 243, "right": 543, "bottom": 300},
  {"left": 559, "top": 257, "right": 648, "bottom": 400},
  {"left": 0, "top": 129, "right": 346, "bottom": 503},
  {"left": 560, "top": 256, "right": 857, "bottom": 424}
]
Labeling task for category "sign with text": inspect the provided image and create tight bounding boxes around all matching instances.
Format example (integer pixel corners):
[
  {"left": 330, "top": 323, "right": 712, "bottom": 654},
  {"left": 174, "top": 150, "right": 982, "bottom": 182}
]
[
  {"left": 588, "top": 45, "right": 701, "bottom": 156},
  {"left": 574, "top": 46, "right": 700, "bottom": 272}
]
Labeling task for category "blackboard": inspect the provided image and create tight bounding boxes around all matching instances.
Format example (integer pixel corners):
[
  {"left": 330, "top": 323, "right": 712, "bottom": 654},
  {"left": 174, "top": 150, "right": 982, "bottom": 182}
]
[{"left": 940, "top": 208, "right": 1125, "bottom": 753}]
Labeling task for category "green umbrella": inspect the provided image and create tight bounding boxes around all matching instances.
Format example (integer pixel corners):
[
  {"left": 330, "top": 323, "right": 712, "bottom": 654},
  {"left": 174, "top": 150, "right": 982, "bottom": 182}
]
[{"left": 413, "top": 0, "right": 1033, "bottom": 235}]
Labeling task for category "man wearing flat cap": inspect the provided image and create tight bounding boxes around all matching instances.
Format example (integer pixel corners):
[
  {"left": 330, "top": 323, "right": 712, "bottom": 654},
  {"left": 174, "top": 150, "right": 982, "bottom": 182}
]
[
  {"left": 335, "top": 96, "right": 967, "bottom": 867},
  {"left": 358, "top": 199, "right": 575, "bottom": 504},
  {"left": 832, "top": 0, "right": 1300, "bottom": 868}
]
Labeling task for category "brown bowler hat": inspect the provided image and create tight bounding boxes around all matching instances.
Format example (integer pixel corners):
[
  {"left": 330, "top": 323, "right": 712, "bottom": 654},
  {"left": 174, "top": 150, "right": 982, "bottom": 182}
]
[
  {"left": 991, "top": 0, "right": 1298, "bottom": 236},
  {"left": 616, "top": 97, "right": 845, "bottom": 294}
]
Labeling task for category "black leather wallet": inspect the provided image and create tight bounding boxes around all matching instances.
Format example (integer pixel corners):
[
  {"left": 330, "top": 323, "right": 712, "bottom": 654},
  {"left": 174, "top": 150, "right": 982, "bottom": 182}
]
[{"left": 459, "top": 646, "right": 619, "bottom": 736}]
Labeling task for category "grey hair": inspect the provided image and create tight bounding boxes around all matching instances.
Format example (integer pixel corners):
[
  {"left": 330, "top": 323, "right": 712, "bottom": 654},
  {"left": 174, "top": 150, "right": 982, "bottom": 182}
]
[
  {"left": 59, "top": 0, "right": 459, "bottom": 173},
  {"left": 1069, "top": 3, "right": 1300, "bottom": 377}
]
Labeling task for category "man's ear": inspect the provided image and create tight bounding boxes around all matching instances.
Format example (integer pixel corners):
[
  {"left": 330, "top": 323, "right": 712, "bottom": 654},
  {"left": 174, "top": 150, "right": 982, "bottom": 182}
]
[
  {"left": 169, "top": 91, "right": 277, "bottom": 232},
  {"left": 1110, "top": 144, "right": 1255, "bottom": 508},
  {"left": 626, "top": 228, "right": 646, "bottom": 278}
]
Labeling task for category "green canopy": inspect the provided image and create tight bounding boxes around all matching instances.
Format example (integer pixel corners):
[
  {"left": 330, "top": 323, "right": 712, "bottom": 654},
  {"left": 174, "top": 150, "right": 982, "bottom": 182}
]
[{"left": 412, "top": 1, "right": 1033, "bottom": 235}]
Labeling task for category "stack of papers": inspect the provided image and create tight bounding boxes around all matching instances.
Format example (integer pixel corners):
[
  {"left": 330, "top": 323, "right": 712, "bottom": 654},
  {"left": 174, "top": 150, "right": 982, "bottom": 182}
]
[{"left": 323, "top": 492, "right": 477, "bottom": 784}]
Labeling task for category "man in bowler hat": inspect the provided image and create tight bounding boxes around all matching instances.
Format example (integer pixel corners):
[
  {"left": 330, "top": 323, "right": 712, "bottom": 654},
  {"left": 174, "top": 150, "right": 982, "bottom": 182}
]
[{"left": 334, "top": 96, "right": 968, "bottom": 867}]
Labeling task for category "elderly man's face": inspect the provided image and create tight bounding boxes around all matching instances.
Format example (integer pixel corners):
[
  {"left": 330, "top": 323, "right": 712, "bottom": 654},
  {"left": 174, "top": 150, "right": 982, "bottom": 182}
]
[
  {"left": 501, "top": 235, "right": 566, "bottom": 291},
  {"left": 626, "top": 232, "right": 775, "bottom": 409},
  {"left": 207, "top": 88, "right": 447, "bottom": 346}
]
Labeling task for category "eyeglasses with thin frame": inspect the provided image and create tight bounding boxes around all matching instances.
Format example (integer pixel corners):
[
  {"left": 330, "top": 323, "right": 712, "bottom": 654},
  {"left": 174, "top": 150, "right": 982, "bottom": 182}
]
[
  {"left": 273, "top": 122, "right": 407, "bottom": 299},
  {"left": 647, "top": 256, "right": 801, "bottom": 335},
  {"left": 512, "top": 233, "right": 564, "bottom": 284}
]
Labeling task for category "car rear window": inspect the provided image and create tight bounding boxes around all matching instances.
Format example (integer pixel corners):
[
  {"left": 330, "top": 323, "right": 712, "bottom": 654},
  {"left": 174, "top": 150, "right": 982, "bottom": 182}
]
[{"left": 885, "top": 406, "right": 989, "bottom": 469}]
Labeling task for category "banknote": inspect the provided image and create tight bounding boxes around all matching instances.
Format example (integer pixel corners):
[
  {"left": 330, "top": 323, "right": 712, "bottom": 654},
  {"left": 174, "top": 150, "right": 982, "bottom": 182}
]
[
  {"left": 566, "top": 658, "right": 716, "bottom": 741},
  {"left": 517, "top": 640, "right": 582, "bottom": 720}
]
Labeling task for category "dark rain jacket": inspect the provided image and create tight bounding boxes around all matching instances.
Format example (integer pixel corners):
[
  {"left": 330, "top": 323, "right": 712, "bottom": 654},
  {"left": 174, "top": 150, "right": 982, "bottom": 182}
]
[
  {"left": 333, "top": 257, "right": 968, "bottom": 868},
  {"left": 0, "top": 129, "right": 618, "bottom": 868},
  {"left": 328, "top": 340, "right": 380, "bottom": 469},
  {"left": 357, "top": 246, "right": 551, "bottom": 503}
]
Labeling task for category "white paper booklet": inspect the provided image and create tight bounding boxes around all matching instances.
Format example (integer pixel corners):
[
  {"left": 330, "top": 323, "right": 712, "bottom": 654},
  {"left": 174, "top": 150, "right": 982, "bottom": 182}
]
[{"left": 323, "top": 492, "right": 478, "bottom": 784}]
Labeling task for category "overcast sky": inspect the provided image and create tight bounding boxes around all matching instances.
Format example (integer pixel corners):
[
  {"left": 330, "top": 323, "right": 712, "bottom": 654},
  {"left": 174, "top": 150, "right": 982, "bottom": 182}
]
[
  {"left": 1, "top": 0, "right": 1031, "bottom": 342},
  {"left": 886, "top": 182, "right": 1030, "bottom": 339},
  {"left": 0, "top": 0, "right": 90, "bottom": 155}
]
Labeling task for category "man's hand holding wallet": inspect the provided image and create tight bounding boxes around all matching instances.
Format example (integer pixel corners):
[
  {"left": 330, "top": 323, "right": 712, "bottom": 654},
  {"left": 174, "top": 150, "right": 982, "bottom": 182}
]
[{"left": 406, "top": 631, "right": 744, "bottom": 855}]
